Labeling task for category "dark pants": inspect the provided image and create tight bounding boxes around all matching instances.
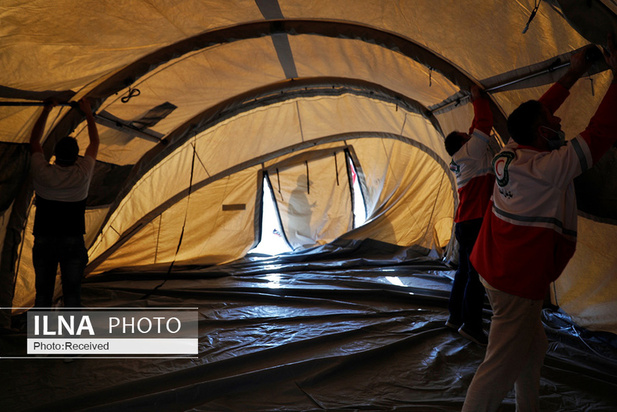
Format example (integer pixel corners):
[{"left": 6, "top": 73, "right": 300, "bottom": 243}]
[
  {"left": 33, "top": 235, "right": 88, "bottom": 308},
  {"left": 448, "top": 218, "right": 486, "bottom": 332}
]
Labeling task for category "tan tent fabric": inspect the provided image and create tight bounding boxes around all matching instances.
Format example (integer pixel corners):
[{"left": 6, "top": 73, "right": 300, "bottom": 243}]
[
  {"left": 272, "top": 151, "right": 352, "bottom": 250},
  {"left": 1, "top": 0, "right": 616, "bottom": 333}
]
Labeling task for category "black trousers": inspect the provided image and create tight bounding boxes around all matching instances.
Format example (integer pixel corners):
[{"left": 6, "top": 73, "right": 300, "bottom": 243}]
[
  {"left": 447, "top": 218, "right": 486, "bottom": 331},
  {"left": 33, "top": 235, "right": 88, "bottom": 308}
]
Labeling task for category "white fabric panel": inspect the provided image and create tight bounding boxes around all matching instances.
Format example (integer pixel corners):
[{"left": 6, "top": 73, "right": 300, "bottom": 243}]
[
  {"left": 0, "top": 0, "right": 590, "bottom": 96},
  {"left": 98, "top": 212, "right": 166, "bottom": 272},
  {"left": 193, "top": 102, "right": 302, "bottom": 176},
  {"left": 0, "top": 105, "right": 70, "bottom": 144},
  {"left": 297, "top": 94, "right": 405, "bottom": 140},
  {"left": 435, "top": 102, "right": 476, "bottom": 144},
  {"left": 88, "top": 144, "right": 197, "bottom": 262},
  {"left": 400, "top": 111, "right": 451, "bottom": 162},
  {"left": 77, "top": 122, "right": 159, "bottom": 167},
  {"left": 273, "top": 151, "right": 353, "bottom": 249},
  {"left": 433, "top": 216, "right": 454, "bottom": 250},
  {"left": 90, "top": 38, "right": 286, "bottom": 165},
  {"left": 0, "top": 107, "right": 48, "bottom": 143},
  {"left": 1, "top": 0, "right": 592, "bottom": 147}
]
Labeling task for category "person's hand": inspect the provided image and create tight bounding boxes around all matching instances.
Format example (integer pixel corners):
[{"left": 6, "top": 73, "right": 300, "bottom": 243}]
[
  {"left": 569, "top": 44, "right": 597, "bottom": 77},
  {"left": 470, "top": 85, "right": 483, "bottom": 101},
  {"left": 604, "top": 33, "right": 617, "bottom": 76},
  {"left": 78, "top": 98, "right": 92, "bottom": 115},
  {"left": 42, "top": 98, "right": 58, "bottom": 113}
]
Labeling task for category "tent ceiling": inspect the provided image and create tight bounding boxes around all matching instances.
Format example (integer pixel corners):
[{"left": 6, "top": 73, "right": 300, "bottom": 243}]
[{"left": 1, "top": 0, "right": 617, "bottom": 333}]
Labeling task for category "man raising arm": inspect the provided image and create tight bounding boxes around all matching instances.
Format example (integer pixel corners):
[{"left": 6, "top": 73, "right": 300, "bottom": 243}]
[
  {"left": 30, "top": 98, "right": 99, "bottom": 308},
  {"left": 443, "top": 85, "right": 496, "bottom": 346},
  {"left": 462, "top": 36, "right": 617, "bottom": 412}
]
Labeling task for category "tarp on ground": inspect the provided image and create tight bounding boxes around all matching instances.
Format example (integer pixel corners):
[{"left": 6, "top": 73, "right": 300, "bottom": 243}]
[
  {"left": 1, "top": 259, "right": 616, "bottom": 411},
  {"left": 1, "top": 0, "right": 616, "bottom": 335}
]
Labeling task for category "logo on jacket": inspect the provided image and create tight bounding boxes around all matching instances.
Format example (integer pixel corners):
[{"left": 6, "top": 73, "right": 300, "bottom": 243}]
[
  {"left": 493, "top": 151, "right": 515, "bottom": 187},
  {"left": 449, "top": 160, "right": 460, "bottom": 175}
]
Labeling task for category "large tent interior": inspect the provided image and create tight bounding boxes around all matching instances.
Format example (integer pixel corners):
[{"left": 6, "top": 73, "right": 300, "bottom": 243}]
[{"left": 1, "top": 1, "right": 617, "bottom": 411}]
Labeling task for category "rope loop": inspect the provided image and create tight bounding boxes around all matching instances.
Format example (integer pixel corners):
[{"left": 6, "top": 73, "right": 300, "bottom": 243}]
[{"left": 121, "top": 87, "right": 141, "bottom": 103}]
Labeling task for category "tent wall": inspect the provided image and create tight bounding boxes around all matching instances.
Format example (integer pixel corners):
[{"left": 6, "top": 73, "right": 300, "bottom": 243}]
[
  {"left": 1, "top": 0, "right": 616, "bottom": 333},
  {"left": 91, "top": 166, "right": 262, "bottom": 276},
  {"left": 556, "top": 218, "right": 617, "bottom": 332},
  {"left": 269, "top": 150, "right": 354, "bottom": 250},
  {"left": 85, "top": 94, "right": 454, "bottom": 273}
]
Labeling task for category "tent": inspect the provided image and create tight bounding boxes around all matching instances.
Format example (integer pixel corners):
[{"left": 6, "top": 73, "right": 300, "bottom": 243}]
[
  {"left": 1, "top": 1, "right": 617, "bottom": 410},
  {"left": 2, "top": 0, "right": 616, "bottom": 333}
]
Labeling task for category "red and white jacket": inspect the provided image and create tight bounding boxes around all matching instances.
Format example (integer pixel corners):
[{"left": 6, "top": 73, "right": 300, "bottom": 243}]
[
  {"left": 451, "top": 94, "right": 495, "bottom": 223},
  {"left": 471, "top": 82, "right": 617, "bottom": 300}
]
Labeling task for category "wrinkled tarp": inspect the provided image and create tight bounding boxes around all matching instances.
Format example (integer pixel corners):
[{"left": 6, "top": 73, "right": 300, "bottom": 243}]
[{"left": 1, "top": 256, "right": 616, "bottom": 411}]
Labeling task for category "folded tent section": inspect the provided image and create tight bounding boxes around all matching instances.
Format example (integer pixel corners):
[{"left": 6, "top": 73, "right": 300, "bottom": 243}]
[{"left": 0, "top": 0, "right": 616, "bottom": 334}]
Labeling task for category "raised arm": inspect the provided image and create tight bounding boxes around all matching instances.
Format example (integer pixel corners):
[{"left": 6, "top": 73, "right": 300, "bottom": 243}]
[
  {"left": 580, "top": 34, "right": 617, "bottom": 163},
  {"left": 469, "top": 85, "right": 493, "bottom": 136},
  {"left": 79, "top": 98, "right": 99, "bottom": 160},
  {"left": 29, "top": 100, "right": 57, "bottom": 154},
  {"left": 539, "top": 45, "right": 599, "bottom": 114},
  {"left": 558, "top": 45, "right": 600, "bottom": 90}
]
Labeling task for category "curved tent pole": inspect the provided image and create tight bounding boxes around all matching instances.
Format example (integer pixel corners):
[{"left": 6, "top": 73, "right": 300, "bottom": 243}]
[
  {"left": 85, "top": 130, "right": 455, "bottom": 274},
  {"left": 82, "top": 14, "right": 617, "bottom": 279},
  {"left": 82, "top": 19, "right": 508, "bottom": 138},
  {"left": 84, "top": 76, "right": 447, "bottom": 255},
  {"left": 2, "top": 18, "right": 507, "bottom": 305}
]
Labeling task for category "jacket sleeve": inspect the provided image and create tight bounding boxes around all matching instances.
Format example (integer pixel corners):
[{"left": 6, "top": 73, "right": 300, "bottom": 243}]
[
  {"left": 580, "top": 82, "right": 617, "bottom": 164},
  {"left": 538, "top": 82, "right": 570, "bottom": 114},
  {"left": 468, "top": 95, "right": 493, "bottom": 136}
]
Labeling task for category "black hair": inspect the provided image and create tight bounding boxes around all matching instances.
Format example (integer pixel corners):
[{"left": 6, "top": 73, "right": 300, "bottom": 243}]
[
  {"left": 444, "top": 131, "right": 466, "bottom": 156},
  {"left": 507, "top": 100, "right": 544, "bottom": 145},
  {"left": 54, "top": 136, "right": 79, "bottom": 165}
]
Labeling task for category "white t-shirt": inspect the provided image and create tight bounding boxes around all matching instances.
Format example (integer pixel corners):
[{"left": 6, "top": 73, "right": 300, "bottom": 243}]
[{"left": 31, "top": 152, "right": 95, "bottom": 201}]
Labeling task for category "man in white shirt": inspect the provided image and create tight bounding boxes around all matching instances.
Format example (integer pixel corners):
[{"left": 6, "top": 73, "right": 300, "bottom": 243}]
[
  {"left": 443, "top": 85, "right": 496, "bottom": 345},
  {"left": 29, "top": 98, "right": 99, "bottom": 307}
]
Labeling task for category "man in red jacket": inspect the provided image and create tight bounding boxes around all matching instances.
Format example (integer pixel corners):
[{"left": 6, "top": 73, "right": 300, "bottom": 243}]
[
  {"left": 463, "top": 37, "right": 617, "bottom": 412},
  {"left": 443, "top": 85, "right": 496, "bottom": 345}
]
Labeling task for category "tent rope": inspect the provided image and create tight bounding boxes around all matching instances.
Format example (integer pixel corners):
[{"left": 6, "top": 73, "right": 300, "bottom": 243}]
[
  {"left": 305, "top": 161, "right": 310, "bottom": 194},
  {"left": 276, "top": 168, "right": 283, "bottom": 201},
  {"left": 334, "top": 152, "right": 339, "bottom": 186},
  {"left": 121, "top": 87, "right": 141, "bottom": 103},
  {"left": 522, "top": 0, "right": 540, "bottom": 34}
]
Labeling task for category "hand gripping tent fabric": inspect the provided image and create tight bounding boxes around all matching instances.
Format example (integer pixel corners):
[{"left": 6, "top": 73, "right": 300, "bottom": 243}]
[{"left": 0, "top": 0, "right": 616, "bottom": 409}]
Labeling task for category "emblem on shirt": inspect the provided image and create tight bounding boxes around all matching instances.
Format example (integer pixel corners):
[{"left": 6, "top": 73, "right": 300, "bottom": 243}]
[
  {"left": 493, "top": 151, "right": 515, "bottom": 187},
  {"left": 449, "top": 160, "right": 460, "bottom": 175}
]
